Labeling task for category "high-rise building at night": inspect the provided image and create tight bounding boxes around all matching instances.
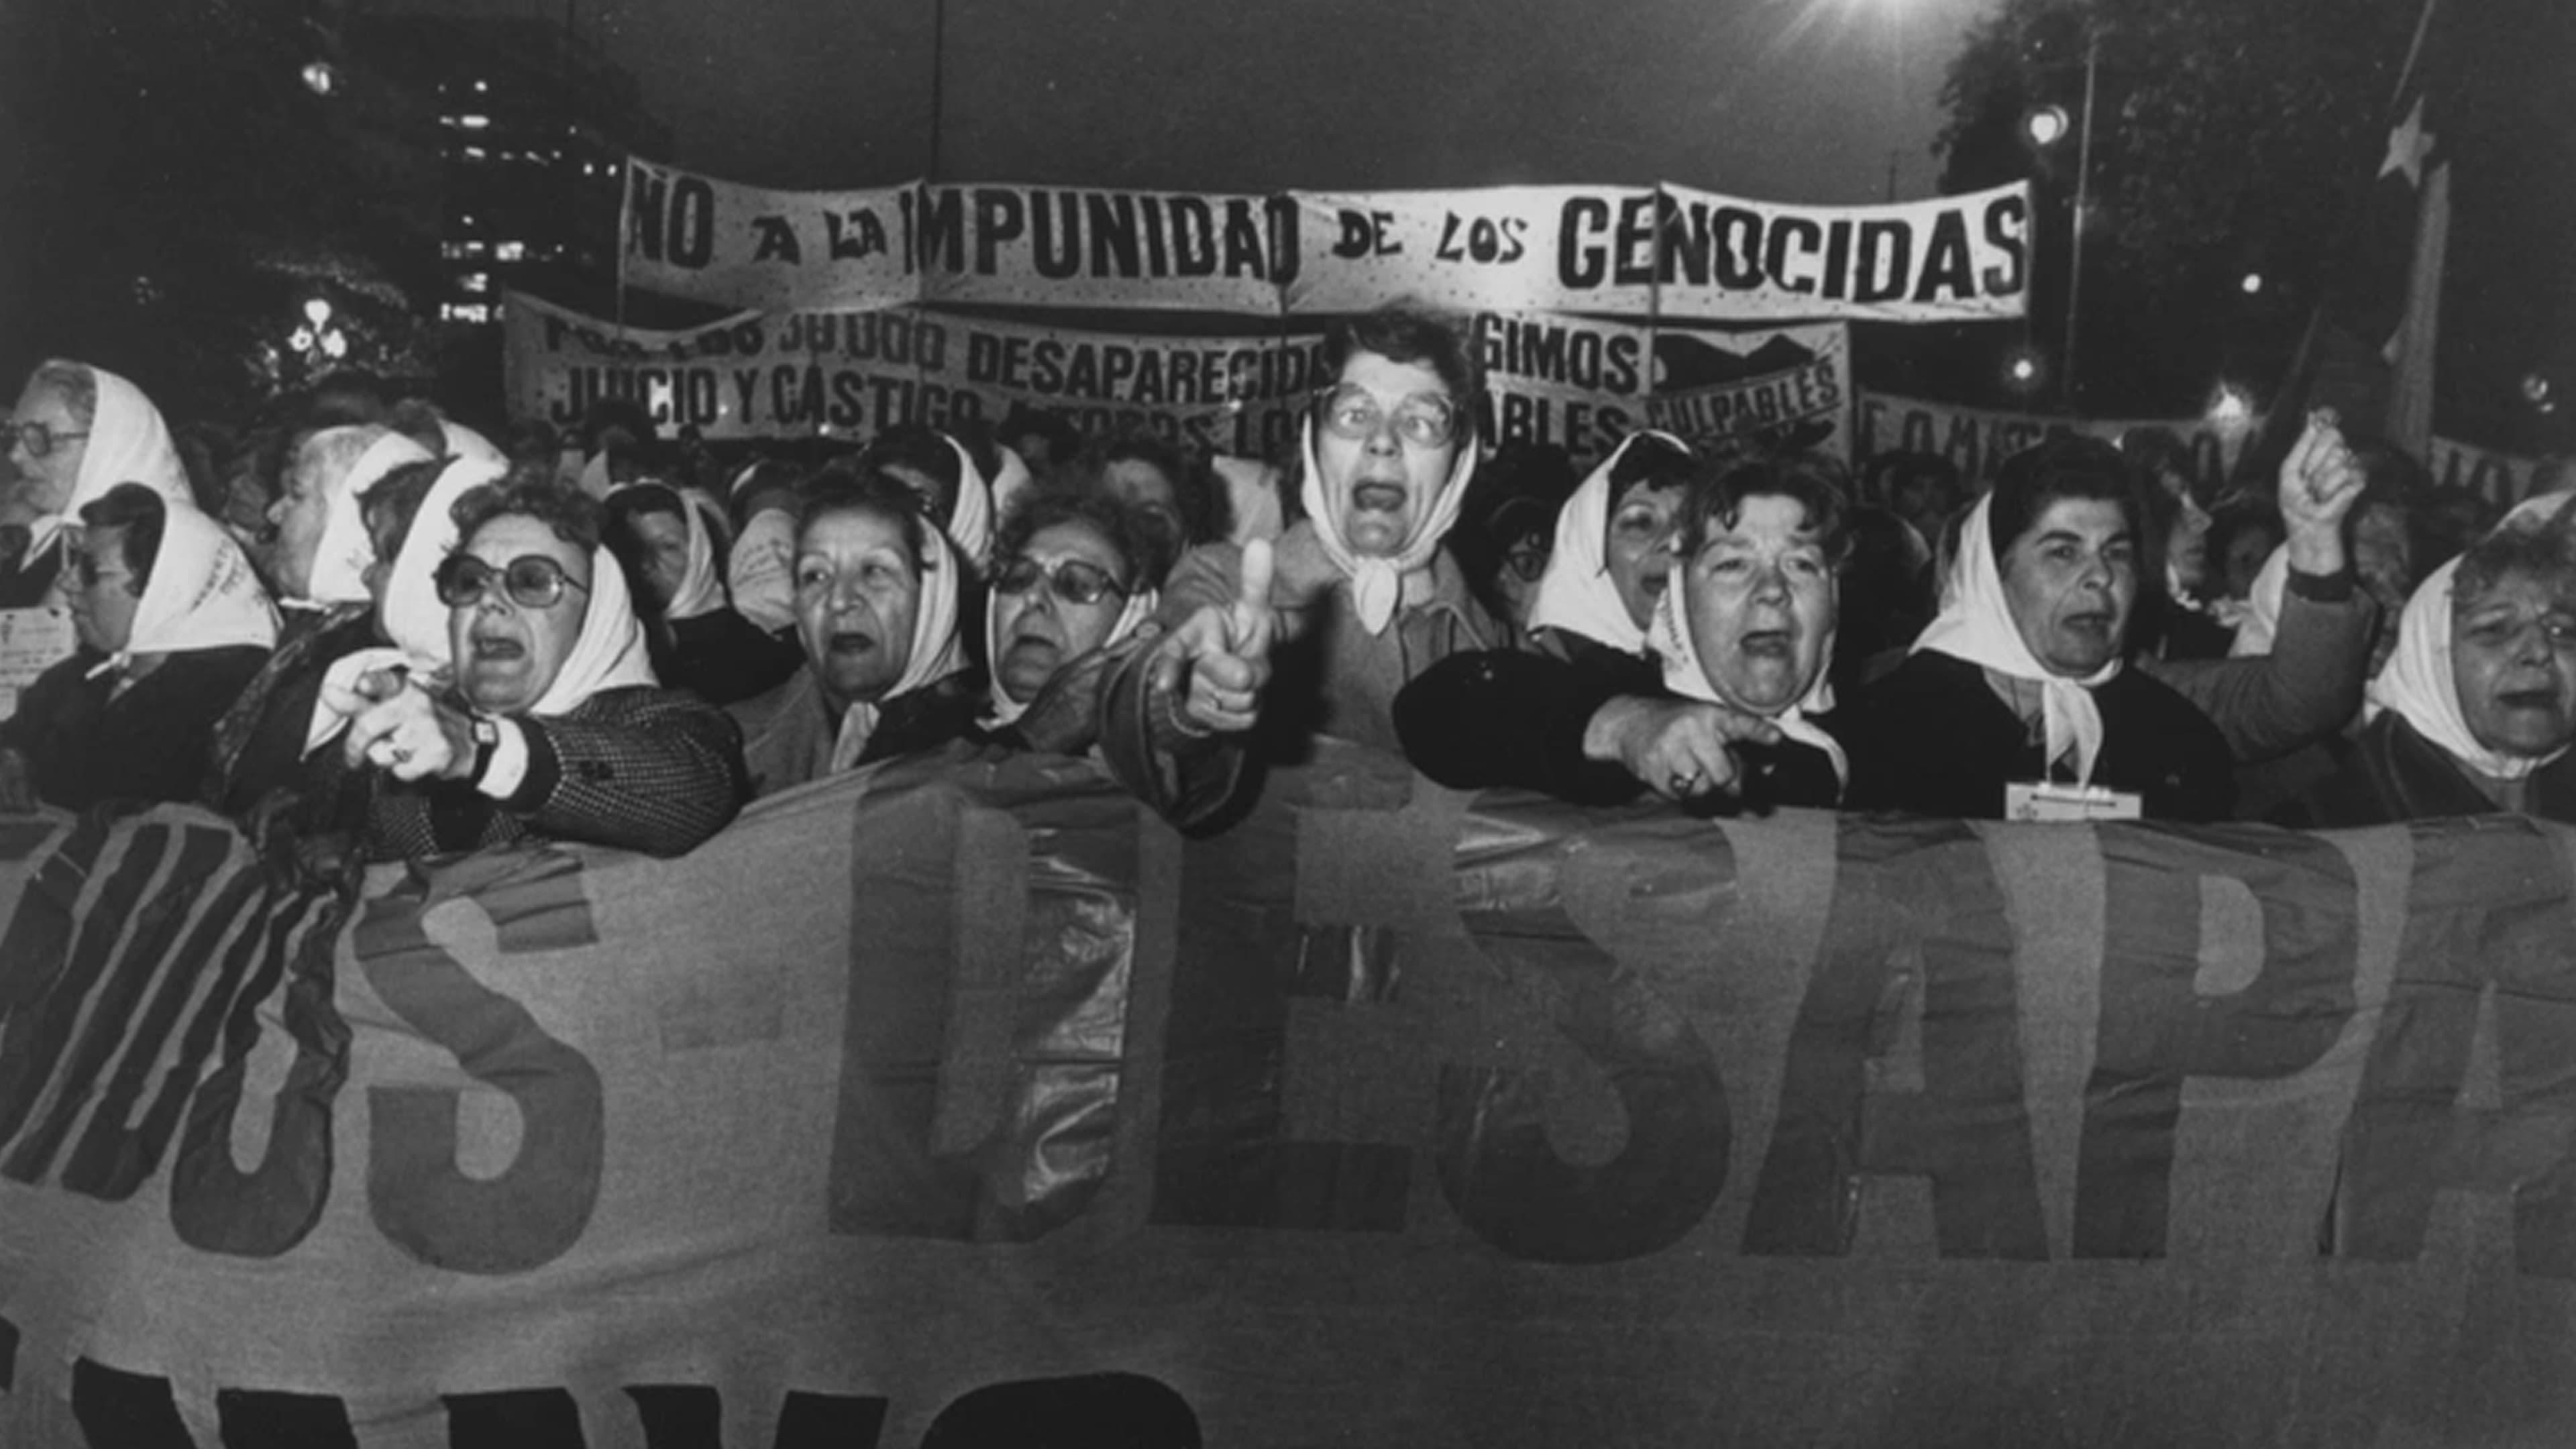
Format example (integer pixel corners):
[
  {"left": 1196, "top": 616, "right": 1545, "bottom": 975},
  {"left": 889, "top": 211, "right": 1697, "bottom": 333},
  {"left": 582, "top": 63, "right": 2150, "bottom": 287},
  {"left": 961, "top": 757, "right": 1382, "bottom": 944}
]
[{"left": 349, "top": 15, "right": 672, "bottom": 327}]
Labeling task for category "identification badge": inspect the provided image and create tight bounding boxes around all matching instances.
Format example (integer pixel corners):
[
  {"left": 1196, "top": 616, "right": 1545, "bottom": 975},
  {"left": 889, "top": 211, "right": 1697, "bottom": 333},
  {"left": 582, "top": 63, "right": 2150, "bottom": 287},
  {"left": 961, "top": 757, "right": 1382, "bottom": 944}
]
[{"left": 2004, "top": 780, "right": 2143, "bottom": 822}]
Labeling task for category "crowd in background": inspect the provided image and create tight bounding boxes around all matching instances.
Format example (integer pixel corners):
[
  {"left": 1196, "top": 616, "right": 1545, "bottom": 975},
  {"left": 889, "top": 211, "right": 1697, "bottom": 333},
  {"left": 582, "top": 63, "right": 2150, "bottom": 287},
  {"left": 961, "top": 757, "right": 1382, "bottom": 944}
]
[{"left": 5, "top": 302, "right": 2575, "bottom": 878}]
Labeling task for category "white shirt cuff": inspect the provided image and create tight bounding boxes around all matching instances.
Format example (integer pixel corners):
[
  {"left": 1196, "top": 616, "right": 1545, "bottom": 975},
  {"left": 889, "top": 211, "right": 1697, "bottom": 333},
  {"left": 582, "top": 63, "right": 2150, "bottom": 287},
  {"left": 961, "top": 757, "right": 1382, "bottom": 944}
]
[{"left": 475, "top": 717, "right": 532, "bottom": 800}]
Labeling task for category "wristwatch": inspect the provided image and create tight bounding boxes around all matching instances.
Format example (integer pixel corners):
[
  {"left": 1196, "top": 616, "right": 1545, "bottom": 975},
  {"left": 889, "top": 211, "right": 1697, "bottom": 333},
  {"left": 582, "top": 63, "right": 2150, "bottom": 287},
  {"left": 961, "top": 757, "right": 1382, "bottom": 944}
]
[{"left": 468, "top": 715, "right": 502, "bottom": 786}]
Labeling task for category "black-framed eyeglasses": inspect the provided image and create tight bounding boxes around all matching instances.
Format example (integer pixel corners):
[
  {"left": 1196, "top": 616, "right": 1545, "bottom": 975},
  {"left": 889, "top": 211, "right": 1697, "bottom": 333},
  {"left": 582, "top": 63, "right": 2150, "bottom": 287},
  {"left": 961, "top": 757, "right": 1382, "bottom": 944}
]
[
  {"left": 1313, "top": 384, "right": 1461, "bottom": 449},
  {"left": 434, "top": 553, "right": 592, "bottom": 609},
  {"left": 991, "top": 554, "right": 1130, "bottom": 606},
  {"left": 8, "top": 421, "right": 89, "bottom": 460}
]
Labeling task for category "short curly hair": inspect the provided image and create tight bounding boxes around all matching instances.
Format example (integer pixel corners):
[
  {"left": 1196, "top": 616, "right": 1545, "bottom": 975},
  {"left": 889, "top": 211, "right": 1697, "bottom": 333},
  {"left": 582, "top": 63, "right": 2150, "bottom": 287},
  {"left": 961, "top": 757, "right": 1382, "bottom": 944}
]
[
  {"left": 1674, "top": 451, "right": 1854, "bottom": 570},
  {"left": 451, "top": 477, "right": 606, "bottom": 555},
  {"left": 992, "top": 486, "right": 1177, "bottom": 595},
  {"left": 796, "top": 469, "right": 939, "bottom": 582}
]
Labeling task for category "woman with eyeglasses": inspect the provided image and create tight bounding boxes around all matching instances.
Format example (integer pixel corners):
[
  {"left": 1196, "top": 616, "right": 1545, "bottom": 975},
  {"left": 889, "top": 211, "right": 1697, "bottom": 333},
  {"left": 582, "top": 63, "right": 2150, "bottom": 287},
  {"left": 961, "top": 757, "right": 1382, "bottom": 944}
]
[
  {"left": 0, "top": 484, "right": 275, "bottom": 811},
  {"left": 1107, "top": 305, "right": 1499, "bottom": 755},
  {"left": 728, "top": 473, "right": 983, "bottom": 797},
  {"left": 967, "top": 486, "right": 1258, "bottom": 826},
  {"left": 3, "top": 360, "right": 195, "bottom": 607},
  {"left": 333, "top": 479, "right": 748, "bottom": 859}
]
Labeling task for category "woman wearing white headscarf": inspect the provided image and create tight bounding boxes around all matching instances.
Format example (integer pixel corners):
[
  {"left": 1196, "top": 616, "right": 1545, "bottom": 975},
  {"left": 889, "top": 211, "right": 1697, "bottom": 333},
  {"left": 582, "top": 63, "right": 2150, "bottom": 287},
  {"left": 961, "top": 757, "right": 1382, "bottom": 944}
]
[
  {"left": 1841, "top": 436, "right": 2233, "bottom": 821},
  {"left": 1526, "top": 429, "right": 1697, "bottom": 660},
  {"left": 2281, "top": 493, "right": 2576, "bottom": 824},
  {"left": 1, "top": 360, "right": 194, "bottom": 606},
  {"left": 1397, "top": 453, "right": 1848, "bottom": 812},
  {"left": 337, "top": 479, "right": 747, "bottom": 858},
  {"left": 0, "top": 485, "right": 275, "bottom": 811},
  {"left": 728, "top": 472, "right": 982, "bottom": 797},
  {"left": 1110, "top": 306, "right": 1499, "bottom": 755},
  {"left": 203, "top": 427, "right": 435, "bottom": 816},
  {"left": 604, "top": 480, "right": 802, "bottom": 704}
]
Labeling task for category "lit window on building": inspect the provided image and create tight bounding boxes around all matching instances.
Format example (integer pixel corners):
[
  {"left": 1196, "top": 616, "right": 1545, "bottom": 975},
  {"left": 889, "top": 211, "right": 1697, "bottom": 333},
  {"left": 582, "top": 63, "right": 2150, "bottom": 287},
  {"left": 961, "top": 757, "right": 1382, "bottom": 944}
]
[
  {"left": 495, "top": 241, "right": 527, "bottom": 262},
  {"left": 460, "top": 273, "right": 490, "bottom": 294},
  {"left": 458, "top": 115, "right": 490, "bottom": 129},
  {"left": 441, "top": 303, "right": 492, "bottom": 324},
  {"left": 463, "top": 146, "right": 486, "bottom": 161},
  {"left": 474, "top": 80, "right": 490, "bottom": 93}
]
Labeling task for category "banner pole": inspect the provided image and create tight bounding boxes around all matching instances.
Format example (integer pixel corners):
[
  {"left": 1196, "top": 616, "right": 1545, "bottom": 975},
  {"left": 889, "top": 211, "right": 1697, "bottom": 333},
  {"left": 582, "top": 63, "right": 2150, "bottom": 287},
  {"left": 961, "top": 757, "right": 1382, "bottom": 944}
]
[{"left": 614, "top": 156, "right": 633, "bottom": 344}]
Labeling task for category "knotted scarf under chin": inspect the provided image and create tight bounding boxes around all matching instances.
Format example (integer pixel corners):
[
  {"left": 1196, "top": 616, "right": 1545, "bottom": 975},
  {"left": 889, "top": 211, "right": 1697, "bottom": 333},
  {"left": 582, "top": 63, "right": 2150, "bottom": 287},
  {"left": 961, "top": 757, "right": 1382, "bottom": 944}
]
[{"left": 1911, "top": 492, "right": 2120, "bottom": 789}]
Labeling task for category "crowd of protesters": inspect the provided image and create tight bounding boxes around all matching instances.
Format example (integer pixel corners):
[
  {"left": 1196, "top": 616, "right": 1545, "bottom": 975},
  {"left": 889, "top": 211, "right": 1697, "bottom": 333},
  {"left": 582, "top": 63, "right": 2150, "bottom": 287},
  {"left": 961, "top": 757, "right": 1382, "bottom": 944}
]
[{"left": 5, "top": 302, "right": 2573, "bottom": 870}]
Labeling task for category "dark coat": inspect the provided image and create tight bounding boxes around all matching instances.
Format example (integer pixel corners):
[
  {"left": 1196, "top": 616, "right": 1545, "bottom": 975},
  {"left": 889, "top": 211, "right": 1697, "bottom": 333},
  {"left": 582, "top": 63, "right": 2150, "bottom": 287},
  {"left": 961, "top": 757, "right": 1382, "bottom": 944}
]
[
  {"left": 2273, "top": 711, "right": 2576, "bottom": 828},
  {"left": 1394, "top": 647, "right": 1843, "bottom": 814},
  {"left": 1841, "top": 650, "right": 2235, "bottom": 821},
  {"left": 729, "top": 666, "right": 983, "bottom": 799},
  {"left": 2, "top": 644, "right": 270, "bottom": 811},
  {"left": 364, "top": 684, "right": 749, "bottom": 860}
]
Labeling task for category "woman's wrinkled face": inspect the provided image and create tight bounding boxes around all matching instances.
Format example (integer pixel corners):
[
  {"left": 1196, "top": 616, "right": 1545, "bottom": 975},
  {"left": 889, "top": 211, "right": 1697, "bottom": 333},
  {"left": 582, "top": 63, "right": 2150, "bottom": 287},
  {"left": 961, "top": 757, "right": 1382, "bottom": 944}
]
[
  {"left": 7, "top": 382, "right": 87, "bottom": 520},
  {"left": 64, "top": 524, "right": 140, "bottom": 655},
  {"left": 2451, "top": 569, "right": 2576, "bottom": 760},
  {"left": 991, "top": 519, "right": 1130, "bottom": 704},
  {"left": 1682, "top": 494, "right": 1835, "bottom": 714},
  {"left": 795, "top": 506, "right": 922, "bottom": 710},
  {"left": 451, "top": 514, "right": 591, "bottom": 716},
  {"left": 1313, "top": 350, "right": 1460, "bottom": 559},
  {"left": 1607, "top": 480, "right": 1686, "bottom": 631},
  {"left": 1999, "top": 496, "right": 2138, "bottom": 677}
]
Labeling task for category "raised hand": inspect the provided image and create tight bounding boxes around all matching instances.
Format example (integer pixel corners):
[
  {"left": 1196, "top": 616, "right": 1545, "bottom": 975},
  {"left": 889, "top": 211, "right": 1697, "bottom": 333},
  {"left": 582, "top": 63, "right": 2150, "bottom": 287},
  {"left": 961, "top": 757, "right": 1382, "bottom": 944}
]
[
  {"left": 2280, "top": 409, "right": 2366, "bottom": 576},
  {"left": 1150, "top": 538, "right": 1277, "bottom": 738}
]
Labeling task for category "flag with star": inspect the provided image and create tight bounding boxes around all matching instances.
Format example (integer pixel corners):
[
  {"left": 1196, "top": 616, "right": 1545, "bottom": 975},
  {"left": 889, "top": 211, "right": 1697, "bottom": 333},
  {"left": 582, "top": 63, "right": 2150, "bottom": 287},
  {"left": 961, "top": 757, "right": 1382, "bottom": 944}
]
[{"left": 2251, "top": 0, "right": 2451, "bottom": 470}]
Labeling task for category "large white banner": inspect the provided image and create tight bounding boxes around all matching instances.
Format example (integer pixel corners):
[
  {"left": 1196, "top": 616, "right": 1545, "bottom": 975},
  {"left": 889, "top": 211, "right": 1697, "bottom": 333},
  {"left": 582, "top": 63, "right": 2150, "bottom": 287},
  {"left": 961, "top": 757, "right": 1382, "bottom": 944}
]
[
  {"left": 1286, "top": 186, "right": 1662, "bottom": 317},
  {"left": 623, "top": 160, "right": 919, "bottom": 315},
  {"left": 1647, "top": 182, "right": 2031, "bottom": 323},
  {"left": 617, "top": 160, "right": 2032, "bottom": 326},
  {"left": 505, "top": 292, "right": 1327, "bottom": 457}
]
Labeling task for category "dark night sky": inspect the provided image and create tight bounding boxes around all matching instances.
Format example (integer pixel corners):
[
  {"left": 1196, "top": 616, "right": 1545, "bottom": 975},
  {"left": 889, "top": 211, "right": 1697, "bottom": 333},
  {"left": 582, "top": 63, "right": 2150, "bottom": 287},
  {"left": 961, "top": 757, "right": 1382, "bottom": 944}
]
[{"left": 394, "top": 0, "right": 1994, "bottom": 202}]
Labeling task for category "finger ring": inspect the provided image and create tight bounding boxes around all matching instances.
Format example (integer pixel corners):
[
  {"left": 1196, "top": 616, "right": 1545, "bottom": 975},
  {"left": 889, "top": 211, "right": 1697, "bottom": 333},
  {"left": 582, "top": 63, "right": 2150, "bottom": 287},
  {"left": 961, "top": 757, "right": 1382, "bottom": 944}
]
[
  {"left": 1669, "top": 771, "right": 1698, "bottom": 792},
  {"left": 390, "top": 745, "right": 413, "bottom": 766}
]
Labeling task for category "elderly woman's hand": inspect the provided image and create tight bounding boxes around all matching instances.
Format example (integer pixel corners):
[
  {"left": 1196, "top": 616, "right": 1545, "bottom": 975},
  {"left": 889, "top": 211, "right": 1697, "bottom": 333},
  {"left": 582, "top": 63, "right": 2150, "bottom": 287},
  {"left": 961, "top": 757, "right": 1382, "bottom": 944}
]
[
  {"left": 2280, "top": 409, "right": 2366, "bottom": 576},
  {"left": 1583, "top": 696, "right": 1784, "bottom": 801},
  {"left": 343, "top": 672, "right": 477, "bottom": 784},
  {"left": 1152, "top": 538, "right": 1276, "bottom": 737}
]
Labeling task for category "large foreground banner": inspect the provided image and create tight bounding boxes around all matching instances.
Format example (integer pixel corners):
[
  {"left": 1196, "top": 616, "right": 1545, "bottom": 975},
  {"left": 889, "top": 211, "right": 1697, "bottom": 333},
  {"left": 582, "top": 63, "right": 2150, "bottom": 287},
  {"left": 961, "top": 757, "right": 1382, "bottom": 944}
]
[
  {"left": 619, "top": 159, "right": 2031, "bottom": 325},
  {"left": 6, "top": 751, "right": 2576, "bottom": 1446}
]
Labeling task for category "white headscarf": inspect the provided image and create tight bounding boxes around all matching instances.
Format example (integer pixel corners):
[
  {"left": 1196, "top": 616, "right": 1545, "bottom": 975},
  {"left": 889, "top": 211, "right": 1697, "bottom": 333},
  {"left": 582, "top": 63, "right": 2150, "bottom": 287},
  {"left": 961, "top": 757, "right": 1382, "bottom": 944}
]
[
  {"left": 665, "top": 489, "right": 729, "bottom": 621},
  {"left": 988, "top": 442, "right": 1034, "bottom": 529},
  {"left": 1912, "top": 491, "right": 2122, "bottom": 789},
  {"left": 2363, "top": 491, "right": 2576, "bottom": 782},
  {"left": 1295, "top": 415, "right": 1478, "bottom": 636},
  {"left": 1529, "top": 430, "right": 1690, "bottom": 655},
  {"left": 30, "top": 362, "right": 192, "bottom": 559},
  {"left": 938, "top": 433, "right": 997, "bottom": 572},
  {"left": 528, "top": 543, "right": 658, "bottom": 716},
  {"left": 981, "top": 580, "right": 1157, "bottom": 730},
  {"left": 306, "top": 454, "right": 506, "bottom": 754},
  {"left": 307, "top": 429, "right": 435, "bottom": 606},
  {"left": 728, "top": 507, "right": 798, "bottom": 633},
  {"left": 83, "top": 504, "right": 278, "bottom": 681},
  {"left": 440, "top": 419, "right": 509, "bottom": 470},
  {"left": 828, "top": 527, "right": 970, "bottom": 772},
  {"left": 1646, "top": 545, "right": 1847, "bottom": 786}
]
